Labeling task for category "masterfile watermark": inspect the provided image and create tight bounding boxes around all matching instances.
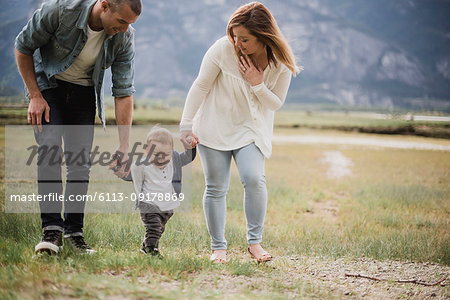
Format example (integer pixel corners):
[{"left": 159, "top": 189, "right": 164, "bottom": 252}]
[
  {"left": 4, "top": 125, "right": 194, "bottom": 214},
  {"left": 25, "top": 142, "right": 171, "bottom": 171},
  {"left": 10, "top": 193, "right": 64, "bottom": 202},
  {"left": 9, "top": 192, "right": 186, "bottom": 203}
]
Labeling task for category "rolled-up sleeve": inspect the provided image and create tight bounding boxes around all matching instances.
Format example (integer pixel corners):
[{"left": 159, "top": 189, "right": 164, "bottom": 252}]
[
  {"left": 111, "top": 30, "right": 136, "bottom": 97},
  {"left": 15, "top": 0, "right": 59, "bottom": 56}
]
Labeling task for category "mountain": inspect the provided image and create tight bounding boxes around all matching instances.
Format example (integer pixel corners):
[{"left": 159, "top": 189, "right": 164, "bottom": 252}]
[{"left": 1, "top": 0, "right": 450, "bottom": 111}]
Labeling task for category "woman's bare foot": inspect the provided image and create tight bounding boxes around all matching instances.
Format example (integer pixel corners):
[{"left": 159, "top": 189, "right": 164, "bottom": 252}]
[
  {"left": 210, "top": 249, "right": 227, "bottom": 263},
  {"left": 248, "top": 244, "right": 272, "bottom": 262}
]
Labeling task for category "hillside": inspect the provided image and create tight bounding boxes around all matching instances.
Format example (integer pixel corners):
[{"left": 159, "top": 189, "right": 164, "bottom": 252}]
[{"left": 1, "top": 0, "right": 450, "bottom": 111}]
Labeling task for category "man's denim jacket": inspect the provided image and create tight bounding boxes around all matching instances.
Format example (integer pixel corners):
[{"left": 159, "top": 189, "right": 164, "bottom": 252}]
[{"left": 15, "top": 0, "right": 136, "bottom": 124}]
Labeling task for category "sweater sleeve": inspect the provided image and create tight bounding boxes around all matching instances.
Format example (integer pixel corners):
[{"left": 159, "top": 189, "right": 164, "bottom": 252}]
[
  {"left": 130, "top": 163, "right": 144, "bottom": 194},
  {"left": 179, "top": 40, "right": 222, "bottom": 132},
  {"left": 178, "top": 147, "right": 196, "bottom": 167},
  {"left": 251, "top": 68, "right": 292, "bottom": 111}
]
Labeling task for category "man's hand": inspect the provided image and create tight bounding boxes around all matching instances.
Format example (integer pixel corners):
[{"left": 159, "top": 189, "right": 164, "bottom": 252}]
[
  {"left": 180, "top": 131, "right": 199, "bottom": 149},
  {"left": 28, "top": 95, "right": 50, "bottom": 132},
  {"left": 109, "top": 150, "right": 131, "bottom": 179},
  {"left": 15, "top": 48, "right": 50, "bottom": 132},
  {"left": 112, "top": 96, "right": 133, "bottom": 178}
]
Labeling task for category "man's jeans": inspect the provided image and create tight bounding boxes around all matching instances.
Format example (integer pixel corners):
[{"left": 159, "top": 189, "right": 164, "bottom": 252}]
[{"left": 35, "top": 80, "right": 95, "bottom": 234}]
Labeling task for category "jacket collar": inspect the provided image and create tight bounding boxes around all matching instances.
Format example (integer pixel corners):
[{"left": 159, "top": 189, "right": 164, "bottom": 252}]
[{"left": 76, "top": 0, "right": 98, "bottom": 30}]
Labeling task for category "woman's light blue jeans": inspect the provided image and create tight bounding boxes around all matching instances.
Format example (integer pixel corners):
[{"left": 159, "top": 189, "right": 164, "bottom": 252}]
[{"left": 198, "top": 142, "right": 267, "bottom": 250}]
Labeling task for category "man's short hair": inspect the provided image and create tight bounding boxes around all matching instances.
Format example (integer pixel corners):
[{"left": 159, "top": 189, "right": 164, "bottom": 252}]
[{"left": 108, "top": 0, "right": 142, "bottom": 16}]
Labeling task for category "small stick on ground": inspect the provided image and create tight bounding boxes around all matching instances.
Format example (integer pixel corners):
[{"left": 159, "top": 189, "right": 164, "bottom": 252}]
[{"left": 344, "top": 273, "right": 447, "bottom": 287}]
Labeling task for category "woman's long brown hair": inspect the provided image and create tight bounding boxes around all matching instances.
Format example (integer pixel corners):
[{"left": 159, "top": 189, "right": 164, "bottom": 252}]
[{"left": 227, "top": 2, "right": 301, "bottom": 76}]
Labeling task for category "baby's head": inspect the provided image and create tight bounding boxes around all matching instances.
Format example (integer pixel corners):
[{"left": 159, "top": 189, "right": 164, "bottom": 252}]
[{"left": 145, "top": 126, "right": 173, "bottom": 168}]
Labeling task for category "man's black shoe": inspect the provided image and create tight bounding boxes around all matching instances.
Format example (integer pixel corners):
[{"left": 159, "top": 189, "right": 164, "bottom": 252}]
[
  {"left": 35, "top": 230, "right": 63, "bottom": 255},
  {"left": 64, "top": 233, "right": 97, "bottom": 254}
]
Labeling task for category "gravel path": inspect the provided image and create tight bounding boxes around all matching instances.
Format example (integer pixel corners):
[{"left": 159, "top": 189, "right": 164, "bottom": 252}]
[
  {"left": 191, "top": 254, "right": 449, "bottom": 299},
  {"left": 276, "top": 255, "right": 449, "bottom": 299},
  {"left": 126, "top": 254, "right": 449, "bottom": 299}
]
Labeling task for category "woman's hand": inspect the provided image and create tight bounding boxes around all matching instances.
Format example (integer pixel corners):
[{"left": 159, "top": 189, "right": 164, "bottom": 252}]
[
  {"left": 181, "top": 131, "right": 199, "bottom": 149},
  {"left": 238, "top": 54, "right": 263, "bottom": 86}
]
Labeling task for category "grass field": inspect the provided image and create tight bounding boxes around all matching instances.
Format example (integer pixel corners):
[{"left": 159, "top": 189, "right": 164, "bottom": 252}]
[
  {"left": 0, "top": 110, "right": 449, "bottom": 299},
  {"left": 2, "top": 104, "right": 450, "bottom": 137}
]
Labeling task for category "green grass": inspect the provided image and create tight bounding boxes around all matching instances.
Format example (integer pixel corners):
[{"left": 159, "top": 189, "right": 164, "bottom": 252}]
[
  {"left": 1, "top": 117, "right": 450, "bottom": 298},
  {"left": 3, "top": 105, "right": 449, "bottom": 134}
]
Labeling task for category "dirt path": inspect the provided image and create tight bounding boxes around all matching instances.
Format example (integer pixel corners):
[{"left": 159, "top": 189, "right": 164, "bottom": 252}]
[
  {"left": 187, "top": 255, "right": 449, "bottom": 299},
  {"left": 320, "top": 150, "right": 354, "bottom": 179},
  {"left": 48, "top": 253, "right": 448, "bottom": 299},
  {"left": 273, "top": 135, "right": 450, "bottom": 151},
  {"left": 102, "top": 254, "right": 448, "bottom": 299}
]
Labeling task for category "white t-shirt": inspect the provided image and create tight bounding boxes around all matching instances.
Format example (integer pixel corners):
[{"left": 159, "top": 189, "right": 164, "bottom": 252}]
[
  {"left": 180, "top": 36, "right": 292, "bottom": 158},
  {"left": 130, "top": 160, "right": 179, "bottom": 212},
  {"left": 55, "top": 25, "right": 105, "bottom": 86}
]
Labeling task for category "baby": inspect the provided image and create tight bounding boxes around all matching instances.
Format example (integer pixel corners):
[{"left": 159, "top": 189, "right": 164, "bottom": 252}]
[{"left": 121, "top": 126, "right": 197, "bottom": 257}]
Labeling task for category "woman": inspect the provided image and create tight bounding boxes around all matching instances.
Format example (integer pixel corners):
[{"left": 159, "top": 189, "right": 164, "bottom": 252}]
[{"left": 180, "top": 2, "right": 300, "bottom": 263}]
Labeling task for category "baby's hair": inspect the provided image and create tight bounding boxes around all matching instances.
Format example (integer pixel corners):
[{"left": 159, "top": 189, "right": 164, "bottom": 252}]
[{"left": 146, "top": 125, "right": 174, "bottom": 148}]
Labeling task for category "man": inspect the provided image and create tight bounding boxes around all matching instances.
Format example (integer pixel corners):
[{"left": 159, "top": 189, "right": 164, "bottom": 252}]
[{"left": 14, "top": 0, "right": 142, "bottom": 254}]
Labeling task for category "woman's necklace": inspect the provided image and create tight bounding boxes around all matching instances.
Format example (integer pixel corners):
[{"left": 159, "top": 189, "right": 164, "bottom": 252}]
[{"left": 252, "top": 52, "right": 269, "bottom": 71}]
